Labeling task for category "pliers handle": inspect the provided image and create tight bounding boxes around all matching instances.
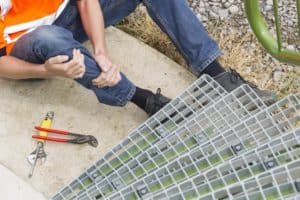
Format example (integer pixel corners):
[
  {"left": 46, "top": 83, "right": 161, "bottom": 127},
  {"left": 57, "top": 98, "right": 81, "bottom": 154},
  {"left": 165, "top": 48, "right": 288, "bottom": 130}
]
[{"left": 32, "top": 126, "right": 98, "bottom": 147}]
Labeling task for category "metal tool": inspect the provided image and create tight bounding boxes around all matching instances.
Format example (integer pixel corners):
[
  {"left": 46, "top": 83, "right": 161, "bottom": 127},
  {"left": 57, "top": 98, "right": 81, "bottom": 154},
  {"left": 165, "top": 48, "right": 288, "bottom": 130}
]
[
  {"left": 32, "top": 126, "right": 98, "bottom": 148},
  {"left": 28, "top": 111, "right": 54, "bottom": 178}
]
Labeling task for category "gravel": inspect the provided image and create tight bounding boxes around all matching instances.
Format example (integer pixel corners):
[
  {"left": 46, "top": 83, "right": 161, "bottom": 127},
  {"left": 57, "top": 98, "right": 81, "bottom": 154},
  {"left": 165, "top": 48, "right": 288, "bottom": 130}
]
[
  {"left": 121, "top": 1, "right": 299, "bottom": 97},
  {"left": 188, "top": 0, "right": 299, "bottom": 46},
  {"left": 187, "top": 0, "right": 299, "bottom": 95}
]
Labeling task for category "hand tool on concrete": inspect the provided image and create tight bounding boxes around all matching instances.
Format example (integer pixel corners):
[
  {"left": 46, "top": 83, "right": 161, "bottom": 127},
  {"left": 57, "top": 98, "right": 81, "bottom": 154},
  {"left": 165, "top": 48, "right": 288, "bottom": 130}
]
[
  {"left": 28, "top": 111, "right": 54, "bottom": 178},
  {"left": 32, "top": 126, "right": 98, "bottom": 148}
]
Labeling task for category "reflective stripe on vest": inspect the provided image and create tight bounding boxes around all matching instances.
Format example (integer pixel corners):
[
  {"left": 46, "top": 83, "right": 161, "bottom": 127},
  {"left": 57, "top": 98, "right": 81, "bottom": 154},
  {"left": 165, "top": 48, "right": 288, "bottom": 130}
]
[{"left": 3, "top": 0, "right": 69, "bottom": 44}]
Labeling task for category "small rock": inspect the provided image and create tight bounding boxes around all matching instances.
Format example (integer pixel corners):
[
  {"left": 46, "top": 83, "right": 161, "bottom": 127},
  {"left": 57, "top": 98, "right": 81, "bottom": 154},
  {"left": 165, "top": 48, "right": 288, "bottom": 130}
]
[
  {"left": 273, "top": 71, "right": 285, "bottom": 82},
  {"left": 265, "top": 5, "right": 273, "bottom": 11},
  {"left": 229, "top": 5, "right": 239, "bottom": 15},
  {"left": 209, "top": 10, "right": 219, "bottom": 19},
  {"left": 223, "top": 2, "right": 231, "bottom": 8},
  {"left": 266, "top": 0, "right": 273, "bottom": 5},
  {"left": 218, "top": 9, "right": 229, "bottom": 20},
  {"left": 286, "top": 45, "right": 295, "bottom": 51}
]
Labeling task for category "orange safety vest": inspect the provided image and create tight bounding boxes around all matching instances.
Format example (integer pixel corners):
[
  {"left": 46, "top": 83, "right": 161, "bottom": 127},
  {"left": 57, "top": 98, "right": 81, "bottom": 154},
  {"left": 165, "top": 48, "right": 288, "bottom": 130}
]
[{"left": 0, "top": 0, "right": 69, "bottom": 54}]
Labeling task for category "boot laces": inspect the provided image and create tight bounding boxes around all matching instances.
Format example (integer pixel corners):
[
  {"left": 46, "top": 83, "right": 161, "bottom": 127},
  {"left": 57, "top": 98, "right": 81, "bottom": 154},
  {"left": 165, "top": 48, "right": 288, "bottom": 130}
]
[
  {"left": 154, "top": 88, "right": 164, "bottom": 108},
  {"left": 229, "top": 68, "right": 257, "bottom": 88}
]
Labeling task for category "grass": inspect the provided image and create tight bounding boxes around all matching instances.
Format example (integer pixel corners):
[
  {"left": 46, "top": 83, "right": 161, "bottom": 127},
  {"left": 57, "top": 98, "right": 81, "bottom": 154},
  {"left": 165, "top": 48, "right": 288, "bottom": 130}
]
[
  {"left": 185, "top": 165, "right": 197, "bottom": 176},
  {"left": 280, "top": 184, "right": 295, "bottom": 196},
  {"left": 128, "top": 145, "right": 140, "bottom": 156},
  {"left": 161, "top": 177, "right": 173, "bottom": 187},
  {"left": 224, "top": 175, "right": 238, "bottom": 185},
  {"left": 164, "top": 149, "right": 177, "bottom": 159},
  {"left": 116, "top": 6, "right": 187, "bottom": 68},
  {"left": 146, "top": 133, "right": 158, "bottom": 143},
  {"left": 198, "top": 185, "right": 211, "bottom": 196},
  {"left": 219, "top": 148, "right": 234, "bottom": 160},
  {"left": 265, "top": 189, "right": 280, "bottom": 200},
  {"left": 82, "top": 178, "right": 92, "bottom": 186},
  {"left": 251, "top": 164, "right": 266, "bottom": 175},
  {"left": 197, "top": 160, "right": 209, "bottom": 170},
  {"left": 184, "top": 191, "right": 198, "bottom": 200},
  {"left": 110, "top": 158, "right": 122, "bottom": 169},
  {"left": 116, "top": 5, "right": 300, "bottom": 98},
  {"left": 125, "top": 193, "right": 139, "bottom": 200},
  {"left": 184, "top": 137, "right": 198, "bottom": 147},
  {"left": 175, "top": 144, "right": 187, "bottom": 154},
  {"left": 137, "top": 140, "right": 150, "bottom": 149},
  {"left": 238, "top": 169, "right": 252, "bottom": 180},
  {"left": 211, "top": 180, "right": 225, "bottom": 190},
  {"left": 149, "top": 183, "right": 162, "bottom": 193},
  {"left": 99, "top": 164, "right": 113, "bottom": 176},
  {"left": 208, "top": 154, "right": 221, "bottom": 165},
  {"left": 174, "top": 171, "right": 186, "bottom": 181},
  {"left": 133, "top": 167, "right": 145, "bottom": 177},
  {"left": 119, "top": 152, "right": 130, "bottom": 162},
  {"left": 102, "top": 185, "right": 114, "bottom": 196},
  {"left": 153, "top": 155, "right": 167, "bottom": 166},
  {"left": 144, "top": 162, "right": 156, "bottom": 171},
  {"left": 123, "top": 173, "right": 135, "bottom": 184}
]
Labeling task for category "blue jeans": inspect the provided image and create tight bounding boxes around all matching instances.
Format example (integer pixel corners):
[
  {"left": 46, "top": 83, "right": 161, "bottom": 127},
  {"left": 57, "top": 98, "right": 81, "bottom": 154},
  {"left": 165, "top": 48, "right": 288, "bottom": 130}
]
[{"left": 11, "top": 0, "right": 220, "bottom": 107}]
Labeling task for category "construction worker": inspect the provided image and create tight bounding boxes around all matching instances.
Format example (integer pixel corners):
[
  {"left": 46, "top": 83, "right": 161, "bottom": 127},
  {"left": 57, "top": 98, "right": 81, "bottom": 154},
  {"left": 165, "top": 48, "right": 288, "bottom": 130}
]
[
  {"left": 0, "top": 0, "right": 170, "bottom": 116},
  {"left": 0, "top": 0, "right": 276, "bottom": 116}
]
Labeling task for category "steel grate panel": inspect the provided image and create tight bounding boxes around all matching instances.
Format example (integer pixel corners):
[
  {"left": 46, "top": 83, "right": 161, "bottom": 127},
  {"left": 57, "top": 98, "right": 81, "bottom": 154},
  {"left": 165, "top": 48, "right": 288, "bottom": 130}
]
[
  {"left": 107, "top": 95, "right": 300, "bottom": 200},
  {"left": 51, "top": 75, "right": 227, "bottom": 200},
  {"left": 70, "top": 84, "right": 266, "bottom": 199},
  {"left": 150, "top": 128, "right": 300, "bottom": 199}
]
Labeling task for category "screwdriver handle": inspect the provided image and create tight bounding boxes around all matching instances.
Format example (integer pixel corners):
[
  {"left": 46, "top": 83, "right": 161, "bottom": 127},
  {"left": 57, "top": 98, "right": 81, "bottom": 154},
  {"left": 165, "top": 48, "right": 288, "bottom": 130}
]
[{"left": 38, "top": 112, "right": 54, "bottom": 143}]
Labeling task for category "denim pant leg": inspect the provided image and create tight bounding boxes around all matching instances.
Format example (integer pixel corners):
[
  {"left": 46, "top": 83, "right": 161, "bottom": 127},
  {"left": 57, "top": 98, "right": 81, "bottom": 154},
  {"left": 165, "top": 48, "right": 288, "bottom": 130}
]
[
  {"left": 143, "top": 0, "right": 221, "bottom": 76},
  {"left": 54, "top": 0, "right": 221, "bottom": 76},
  {"left": 10, "top": 25, "right": 136, "bottom": 107},
  {"left": 54, "top": 0, "right": 142, "bottom": 42}
]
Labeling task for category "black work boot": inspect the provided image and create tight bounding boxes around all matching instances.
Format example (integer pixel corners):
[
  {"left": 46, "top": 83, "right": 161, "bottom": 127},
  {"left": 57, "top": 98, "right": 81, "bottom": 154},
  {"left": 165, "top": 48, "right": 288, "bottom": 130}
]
[
  {"left": 213, "top": 69, "right": 277, "bottom": 105},
  {"left": 145, "top": 88, "right": 171, "bottom": 116}
]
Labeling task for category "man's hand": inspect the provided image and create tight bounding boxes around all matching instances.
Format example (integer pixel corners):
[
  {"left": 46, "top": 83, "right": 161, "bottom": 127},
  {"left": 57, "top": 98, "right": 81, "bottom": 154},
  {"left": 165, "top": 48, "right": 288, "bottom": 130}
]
[
  {"left": 92, "top": 53, "right": 121, "bottom": 88},
  {"left": 76, "top": 0, "right": 120, "bottom": 87},
  {"left": 44, "top": 49, "right": 85, "bottom": 79}
]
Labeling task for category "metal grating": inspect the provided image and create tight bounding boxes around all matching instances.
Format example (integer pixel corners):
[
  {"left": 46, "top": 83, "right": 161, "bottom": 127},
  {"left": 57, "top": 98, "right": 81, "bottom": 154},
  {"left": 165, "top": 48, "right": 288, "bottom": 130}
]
[
  {"left": 70, "top": 84, "right": 265, "bottom": 199},
  {"left": 51, "top": 74, "right": 300, "bottom": 200},
  {"left": 107, "top": 95, "right": 300, "bottom": 200},
  {"left": 203, "top": 160, "right": 300, "bottom": 200},
  {"left": 151, "top": 128, "right": 300, "bottom": 200},
  {"left": 51, "top": 75, "right": 227, "bottom": 200}
]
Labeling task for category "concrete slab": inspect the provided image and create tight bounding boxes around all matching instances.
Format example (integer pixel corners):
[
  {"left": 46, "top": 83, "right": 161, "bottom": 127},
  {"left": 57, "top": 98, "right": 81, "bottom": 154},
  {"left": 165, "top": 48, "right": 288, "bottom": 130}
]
[
  {"left": 0, "top": 27, "right": 195, "bottom": 198},
  {"left": 0, "top": 165, "right": 45, "bottom": 199}
]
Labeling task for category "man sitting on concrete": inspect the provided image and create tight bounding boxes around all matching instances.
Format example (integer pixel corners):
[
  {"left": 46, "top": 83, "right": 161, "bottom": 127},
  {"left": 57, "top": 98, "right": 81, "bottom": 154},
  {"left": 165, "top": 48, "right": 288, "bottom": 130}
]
[
  {"left": 0, "top": 0, "right": 275, "bottom": 118},
  {"left": 0, "top": 0, "right": 170, "bottom": 116}
]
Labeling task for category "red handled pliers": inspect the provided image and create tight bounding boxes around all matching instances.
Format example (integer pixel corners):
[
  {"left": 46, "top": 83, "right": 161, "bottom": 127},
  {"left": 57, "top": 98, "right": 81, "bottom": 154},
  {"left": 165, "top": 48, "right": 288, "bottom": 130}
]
[{"left": 32, "top": 126, "right": 98, "bottom": 147}]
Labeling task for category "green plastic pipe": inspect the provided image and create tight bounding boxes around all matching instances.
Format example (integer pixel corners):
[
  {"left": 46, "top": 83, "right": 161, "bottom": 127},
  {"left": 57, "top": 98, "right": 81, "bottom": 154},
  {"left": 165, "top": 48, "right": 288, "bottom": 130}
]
[
  {"left": 244, "top": 0, "right": 300, "bottom": 66},
  {"left": 297, "top": 0, "right": 300, "bottom": 37}
]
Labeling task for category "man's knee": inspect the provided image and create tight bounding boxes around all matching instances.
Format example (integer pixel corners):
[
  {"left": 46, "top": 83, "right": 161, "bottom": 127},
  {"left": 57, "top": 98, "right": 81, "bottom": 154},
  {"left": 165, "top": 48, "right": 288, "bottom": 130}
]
[
  {"left": 31, "top": 25, "right": 73, "bottom": 48},
  {"left": 11, "top": 25, "right": 74, "bottom": 62},
  {"left": 24, "top": 25, "right": 83, "bottom": 60}
]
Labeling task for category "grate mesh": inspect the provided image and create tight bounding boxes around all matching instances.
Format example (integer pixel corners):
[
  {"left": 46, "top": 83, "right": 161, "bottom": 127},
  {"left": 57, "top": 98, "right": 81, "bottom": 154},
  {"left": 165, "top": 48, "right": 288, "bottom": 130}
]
[
  {"left": 72, "top": 85, "right": 265, "bottom": 199},
  {"left": 151, "top": 128, "right": 300, "bottom": 200},
  {"left": 51, "top": 75, "right": 300, "bottom": 200},
  {"left": 51, "top": 75, "right": 227, "bottom": 200},
  {"left": 107, "top": 95, "right": 300, "bottom": 200}
]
